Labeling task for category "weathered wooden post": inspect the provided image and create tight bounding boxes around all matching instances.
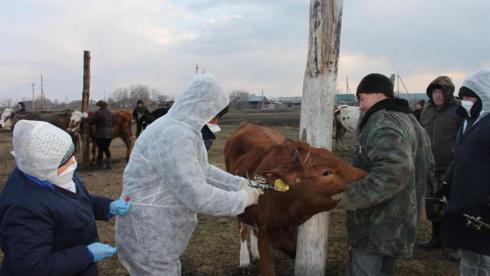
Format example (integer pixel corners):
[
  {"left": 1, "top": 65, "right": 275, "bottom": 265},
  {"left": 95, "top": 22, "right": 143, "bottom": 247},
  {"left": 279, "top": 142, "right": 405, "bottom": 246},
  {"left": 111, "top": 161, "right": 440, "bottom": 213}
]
[
  {"left": 295, "top": 0, "right": 343, "bottom": 275},
  {"left": 81, "top": 50, "right": 91, "bottom": 166}
]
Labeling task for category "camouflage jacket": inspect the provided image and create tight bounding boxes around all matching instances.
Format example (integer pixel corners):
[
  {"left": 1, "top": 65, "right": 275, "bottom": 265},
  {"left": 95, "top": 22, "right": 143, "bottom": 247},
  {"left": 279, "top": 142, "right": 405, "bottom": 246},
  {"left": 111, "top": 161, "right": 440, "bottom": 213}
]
[{"left": 341, "top": 98, "right": 434, "bottom": 257}]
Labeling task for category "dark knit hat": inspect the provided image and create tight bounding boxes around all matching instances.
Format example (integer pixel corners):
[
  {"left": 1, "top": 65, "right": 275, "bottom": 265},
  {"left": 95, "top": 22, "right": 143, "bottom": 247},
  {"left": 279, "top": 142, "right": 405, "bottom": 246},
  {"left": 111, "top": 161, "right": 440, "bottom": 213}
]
[{"left": 356, "top": 73, "right": 394, "bottom": 98}]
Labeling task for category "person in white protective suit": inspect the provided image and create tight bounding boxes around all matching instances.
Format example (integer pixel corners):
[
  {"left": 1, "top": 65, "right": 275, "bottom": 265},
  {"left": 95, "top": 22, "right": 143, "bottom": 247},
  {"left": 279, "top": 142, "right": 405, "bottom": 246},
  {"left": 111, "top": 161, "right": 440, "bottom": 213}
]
[{"left": 116, "top": 74, "right": 263, "bottom": 275}]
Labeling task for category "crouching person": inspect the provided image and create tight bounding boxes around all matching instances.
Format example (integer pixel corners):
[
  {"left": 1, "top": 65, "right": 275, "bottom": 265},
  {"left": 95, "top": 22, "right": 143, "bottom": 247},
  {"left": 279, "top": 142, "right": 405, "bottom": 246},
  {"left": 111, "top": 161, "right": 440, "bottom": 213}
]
[
  {"left": 335, "top": 73, "right": 435, "bottom": 275},
  {"left": 0, "top": 120, "right": 131, "bottom": 276},
  {"left": 115, "top": 74, "right": 263, "bottom": 275}
]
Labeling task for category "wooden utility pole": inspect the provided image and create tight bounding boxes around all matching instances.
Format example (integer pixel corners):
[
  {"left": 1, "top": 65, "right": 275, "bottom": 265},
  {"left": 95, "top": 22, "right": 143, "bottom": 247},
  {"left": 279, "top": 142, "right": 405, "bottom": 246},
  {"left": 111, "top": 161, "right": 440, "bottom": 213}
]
[
  {"left": 32, "top": 82, "right": 35, "bottom": 111},
  {"left": 295, "top": 1, "right": 343, "bottom": 275},
  {"left": 40, "top": 74, "right": 44, "bottom": 111},
  {"left": 81, "top": 50, "right": 91, "bottom": 166}
]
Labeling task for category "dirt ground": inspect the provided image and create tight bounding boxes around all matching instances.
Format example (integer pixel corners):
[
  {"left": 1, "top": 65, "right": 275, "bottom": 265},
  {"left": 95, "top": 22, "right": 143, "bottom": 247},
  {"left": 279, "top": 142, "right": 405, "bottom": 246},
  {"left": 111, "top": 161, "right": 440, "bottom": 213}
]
[{"left": 0, "top": 110, "right": 458, "bottom": 275}]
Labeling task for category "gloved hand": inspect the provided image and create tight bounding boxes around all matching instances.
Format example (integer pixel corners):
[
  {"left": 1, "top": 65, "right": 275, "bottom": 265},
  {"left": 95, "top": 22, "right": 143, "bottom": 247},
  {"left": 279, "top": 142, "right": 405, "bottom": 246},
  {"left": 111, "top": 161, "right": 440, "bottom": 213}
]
[
  {"left": 240, "top": 183, "right": 264, "bottom": 207},
  {"left": 110, "top": 198, "right": 131, "bottom": 216},
  {"left": 87, "top": 242, "right": 117, "bottom": 262}
]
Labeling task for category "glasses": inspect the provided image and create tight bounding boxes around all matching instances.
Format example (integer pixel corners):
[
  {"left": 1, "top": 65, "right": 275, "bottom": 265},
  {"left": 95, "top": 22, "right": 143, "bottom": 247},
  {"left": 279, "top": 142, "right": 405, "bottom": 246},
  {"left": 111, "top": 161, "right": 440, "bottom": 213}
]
[{"left": 58, "top": 143, "right": 75, "bottom": 168}]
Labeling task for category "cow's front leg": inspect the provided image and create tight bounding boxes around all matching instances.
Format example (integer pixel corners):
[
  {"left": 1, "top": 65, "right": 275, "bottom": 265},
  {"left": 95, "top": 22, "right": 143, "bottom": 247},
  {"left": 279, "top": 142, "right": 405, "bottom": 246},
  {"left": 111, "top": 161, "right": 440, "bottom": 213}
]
[
  {"left": 258, "top": 234, "right": 275, "bottom": 276},
  {"left": 250, "top": 228, "right": 260, "bottom": 261},
  {"left": 239, "top": 223, "right": 251, "bottom": 267},
  {"left": 123, "top": 135, "right": 132, "bottom": 162}
]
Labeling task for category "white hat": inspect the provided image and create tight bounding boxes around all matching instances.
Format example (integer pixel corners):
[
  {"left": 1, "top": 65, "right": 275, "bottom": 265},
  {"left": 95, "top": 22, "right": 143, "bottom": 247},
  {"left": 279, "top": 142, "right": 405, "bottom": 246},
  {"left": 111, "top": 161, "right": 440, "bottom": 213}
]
[{"left": 13, "top": 120, "right": 74, "bottom": 182}]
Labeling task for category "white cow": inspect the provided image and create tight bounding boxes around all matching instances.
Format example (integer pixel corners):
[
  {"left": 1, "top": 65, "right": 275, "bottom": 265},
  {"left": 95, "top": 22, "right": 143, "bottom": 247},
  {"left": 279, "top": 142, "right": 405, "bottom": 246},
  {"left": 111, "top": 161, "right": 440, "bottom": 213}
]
[
  {"left": 0, "top": 108, "right": 14, "bottom": 129},
  {"left": 334, "top": 105, "right": 360, "bottom": 151}
]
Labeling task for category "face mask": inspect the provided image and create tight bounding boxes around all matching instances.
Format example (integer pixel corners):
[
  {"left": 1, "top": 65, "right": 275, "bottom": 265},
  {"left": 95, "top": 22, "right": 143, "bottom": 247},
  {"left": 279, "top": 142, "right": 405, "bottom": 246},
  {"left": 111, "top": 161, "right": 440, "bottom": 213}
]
[
  {"left": 461, "top": 100, "right": 474, "bottom": 116},
  {"left": 51, "top": 160, "right": 77, "bottom": 192},
  {"left": 206, "top": 123, "right": 221, "bottom": 133}
]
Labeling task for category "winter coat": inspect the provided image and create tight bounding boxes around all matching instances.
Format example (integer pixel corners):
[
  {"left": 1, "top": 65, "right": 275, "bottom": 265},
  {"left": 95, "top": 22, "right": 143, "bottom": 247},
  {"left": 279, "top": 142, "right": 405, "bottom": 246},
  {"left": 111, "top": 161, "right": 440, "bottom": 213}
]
[
  {"left": 420, "top": 76, "right": 462, "bottom": 172},
  {"left": 115, "top": 74, "right": 249, "bottom": 275},
  {"left": 341, "top": 98, "right": 434, "bottom": 257},
  {"left": 442, "top": 68, "right": 490, "bottom": 255},
  {"left": 132, "top": 106, "right": 149, "bottom": 122},
  {"left": 0, "top": 168, "right": 113, "bottom": 276},
  {"left": 87, "top": 108, "right": 113, "bottom": 139}
]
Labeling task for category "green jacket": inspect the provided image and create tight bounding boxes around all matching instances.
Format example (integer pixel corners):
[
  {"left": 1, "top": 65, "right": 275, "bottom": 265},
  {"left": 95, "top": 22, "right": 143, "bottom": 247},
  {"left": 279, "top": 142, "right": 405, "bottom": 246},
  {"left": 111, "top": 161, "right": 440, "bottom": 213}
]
[
  {"left": 420, "top": 76, "right": 462, "bottom": 172},
  {"left": 341, "top": 98, "right": 434, "bottom": 257}
]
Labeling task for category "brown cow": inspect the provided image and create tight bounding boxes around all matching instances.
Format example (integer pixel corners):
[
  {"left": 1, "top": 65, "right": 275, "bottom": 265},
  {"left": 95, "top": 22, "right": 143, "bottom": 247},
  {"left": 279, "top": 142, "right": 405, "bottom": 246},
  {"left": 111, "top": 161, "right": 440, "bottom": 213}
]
[
  {"left": 224, "top": 123, "right": 367, "bottom": 276},
  {"left": 9, "top": 110, "right": 80, "bottom": 151},
  {"left": 69, "top": 109, "right": 133, "bottom": 164}
]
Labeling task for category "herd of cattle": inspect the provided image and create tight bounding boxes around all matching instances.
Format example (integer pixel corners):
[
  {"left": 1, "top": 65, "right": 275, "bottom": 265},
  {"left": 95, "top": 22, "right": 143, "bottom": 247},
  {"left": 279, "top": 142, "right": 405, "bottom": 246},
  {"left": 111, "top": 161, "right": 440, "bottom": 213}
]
[{"left": 0, "top": 105, "right": 361, "bottom": 275}]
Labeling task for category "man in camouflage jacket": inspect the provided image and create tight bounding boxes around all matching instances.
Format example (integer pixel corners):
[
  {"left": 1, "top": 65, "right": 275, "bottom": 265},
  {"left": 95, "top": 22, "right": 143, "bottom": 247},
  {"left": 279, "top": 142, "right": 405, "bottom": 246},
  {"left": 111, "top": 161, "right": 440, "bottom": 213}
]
[
  {"left": 337, "top": 73, "right": 435, "bottom": 275},
  {"left": 418, "top": 76, "right": 462, "bottom": 249}
]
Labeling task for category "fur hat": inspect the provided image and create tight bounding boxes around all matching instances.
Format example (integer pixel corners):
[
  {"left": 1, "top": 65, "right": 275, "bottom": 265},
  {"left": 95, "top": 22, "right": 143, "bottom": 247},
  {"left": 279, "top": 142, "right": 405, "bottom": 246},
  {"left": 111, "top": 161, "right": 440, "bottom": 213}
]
[{"left": 356, "top": 73, "right": 394, "bottom": 98}]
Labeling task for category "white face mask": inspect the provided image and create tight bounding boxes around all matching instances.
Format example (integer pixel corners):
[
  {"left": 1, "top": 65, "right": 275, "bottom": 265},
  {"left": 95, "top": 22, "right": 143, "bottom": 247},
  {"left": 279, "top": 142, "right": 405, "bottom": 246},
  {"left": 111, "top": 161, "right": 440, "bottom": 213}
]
[
  {"left": 51, "top": 160, "right": 77, "bottom": 192},
  {"left": 206, "top": 123, "right": 221, "bottom": 133},
  {"left": 461, "top": 100, "right": 474, "bottom": 116}
]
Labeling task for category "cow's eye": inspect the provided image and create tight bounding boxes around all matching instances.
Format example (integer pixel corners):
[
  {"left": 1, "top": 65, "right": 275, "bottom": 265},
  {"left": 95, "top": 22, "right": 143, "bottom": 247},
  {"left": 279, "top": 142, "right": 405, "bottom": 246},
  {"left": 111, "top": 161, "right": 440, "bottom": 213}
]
[{"left": 322, "top": 170, "right": 331, "bottom": 176}]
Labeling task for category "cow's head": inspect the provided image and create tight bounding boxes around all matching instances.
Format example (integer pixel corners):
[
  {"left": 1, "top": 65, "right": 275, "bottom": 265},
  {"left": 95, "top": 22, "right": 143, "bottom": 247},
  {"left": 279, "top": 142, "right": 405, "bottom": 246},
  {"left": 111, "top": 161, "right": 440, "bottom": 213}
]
[
  {"left": 254, "top": 139, "right": 367, "bottom": 224},
  {"left": 334, "top": 105, "right": 360, "bottom": 133},
  {"left": 0, "top": 108, "right": 14, "bottom": 129},
  {"left": 67, "top": 111, "right": 88, "bottom": 135}
]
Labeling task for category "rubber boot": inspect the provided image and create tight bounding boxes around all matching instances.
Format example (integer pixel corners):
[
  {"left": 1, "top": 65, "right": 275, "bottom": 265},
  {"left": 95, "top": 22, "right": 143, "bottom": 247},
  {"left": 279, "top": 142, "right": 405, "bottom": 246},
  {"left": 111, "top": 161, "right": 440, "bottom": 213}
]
[
  {"left": 96, "top": 157, "right": 104, "bottom": 170},
  {"left": 105, "top": 156, "right": 112, "bottom": 170},
  {"left": 417, "top": 221, "right": 443, "bottom": 249}
]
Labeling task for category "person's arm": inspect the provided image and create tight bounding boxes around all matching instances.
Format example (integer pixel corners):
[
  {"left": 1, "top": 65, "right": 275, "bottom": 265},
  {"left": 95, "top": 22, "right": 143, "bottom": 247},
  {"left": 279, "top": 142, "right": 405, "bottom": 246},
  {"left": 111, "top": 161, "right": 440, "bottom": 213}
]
[
  {"left": 86, "top": 111, "right": 98, "bottom": 125},
  {"left": 76, "top": 177, "right": 113, "bottom": 221},
  {"left": 132, "top": 108, "right": 138, "bottom": 118},
  {"left": 206, "top": 165, "right": 243, "bottom": 191},
  {"left": 150, "top": 137, "right": 248, "bottom": 216},
  {"left": 340, "top": 127, "right": 413, "bottom": 210},
  {"left": 90, "top": 195, "right": 113, "bottom": 220},
  {"left": 1, "top": 205, "right": 93, "bottom": 275}
]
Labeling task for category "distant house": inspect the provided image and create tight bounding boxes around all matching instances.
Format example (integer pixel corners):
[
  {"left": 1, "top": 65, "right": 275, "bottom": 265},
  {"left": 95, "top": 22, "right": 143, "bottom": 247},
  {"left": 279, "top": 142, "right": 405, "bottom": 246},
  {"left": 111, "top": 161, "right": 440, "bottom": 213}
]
[
  {"left": 277, "top": 97, "right": 302, "bottom": 108},
  {"left": 266, "top": 101, "right": 288, "bottom": 111},
  {"left": 230, "top": 95, "right": 269, "bottom": 109},
  {"left": 335, "top": 94, "right": 358, "bottom": 105}
]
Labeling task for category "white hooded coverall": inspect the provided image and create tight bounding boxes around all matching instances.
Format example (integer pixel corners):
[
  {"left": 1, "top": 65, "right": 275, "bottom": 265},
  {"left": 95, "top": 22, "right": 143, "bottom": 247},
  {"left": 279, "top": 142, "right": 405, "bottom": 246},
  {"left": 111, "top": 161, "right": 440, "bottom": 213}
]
[{"left": 116, "top": 74, "right": 250, "bottom": 275}]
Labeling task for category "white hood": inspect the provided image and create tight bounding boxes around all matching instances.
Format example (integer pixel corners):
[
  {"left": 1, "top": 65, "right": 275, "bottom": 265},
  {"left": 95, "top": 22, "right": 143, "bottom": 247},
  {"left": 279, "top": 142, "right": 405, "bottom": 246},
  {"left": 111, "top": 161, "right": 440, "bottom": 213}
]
[
  {"left": 13, "top": 120, "right": 74, "bottom": 182},
  {"left": 167, "top": 74, "right": 229, "bottom": 131},
  {"left": 461, "top": 67, "right": 490, "bottom": 116}
]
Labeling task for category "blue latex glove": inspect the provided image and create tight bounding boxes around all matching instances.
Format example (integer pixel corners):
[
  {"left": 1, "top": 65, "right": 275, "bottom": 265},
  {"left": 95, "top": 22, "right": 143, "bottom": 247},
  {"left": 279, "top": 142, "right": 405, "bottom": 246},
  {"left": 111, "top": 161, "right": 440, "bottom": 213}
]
[
  {"left": 87, "top": 242, "right": 117, "bottom": 262},
  {"left": 109, "top": 198, "right": 131, "bottom": 216}
]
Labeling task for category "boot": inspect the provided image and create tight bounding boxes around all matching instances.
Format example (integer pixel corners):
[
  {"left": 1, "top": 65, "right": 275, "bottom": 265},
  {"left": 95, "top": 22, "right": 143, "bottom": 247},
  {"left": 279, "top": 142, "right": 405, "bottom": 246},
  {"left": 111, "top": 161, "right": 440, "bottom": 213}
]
[
  {"left": 105, "top": 156, "right": 112, "bottom": 170},
  {"left": 417, "top": 221, "right": 443, "bottom": 249},
  {"left": 96, "top": 158, "right": 104, "bottom": 170}
]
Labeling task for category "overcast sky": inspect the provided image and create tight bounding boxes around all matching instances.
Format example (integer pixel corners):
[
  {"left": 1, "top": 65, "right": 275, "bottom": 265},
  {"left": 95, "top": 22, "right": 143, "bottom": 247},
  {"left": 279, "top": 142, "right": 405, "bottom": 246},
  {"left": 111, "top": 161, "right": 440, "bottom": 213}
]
[{"left": 1, "top": 0, "right": 489, "bottom": 103}]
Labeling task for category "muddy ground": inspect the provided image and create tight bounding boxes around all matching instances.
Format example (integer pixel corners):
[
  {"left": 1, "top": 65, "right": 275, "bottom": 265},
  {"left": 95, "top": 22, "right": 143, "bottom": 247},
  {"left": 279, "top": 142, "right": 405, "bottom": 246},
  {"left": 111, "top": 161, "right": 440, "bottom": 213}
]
[{"left": 0, "top": 110, "right": 458, "bottom": 275}]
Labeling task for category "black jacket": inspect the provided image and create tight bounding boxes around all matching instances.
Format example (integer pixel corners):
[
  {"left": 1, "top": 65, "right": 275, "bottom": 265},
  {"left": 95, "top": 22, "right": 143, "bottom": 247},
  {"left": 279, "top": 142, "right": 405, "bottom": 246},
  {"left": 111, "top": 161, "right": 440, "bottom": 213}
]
[
  {"left": 0, "top": 168, "right": 113, "bottom": 276},
  {"left": 442, "top": 114, "right": 490, "bottom": 255},
  {"left": 88, "top": 108, "right": 113, "bottom": 139},
  {"left": 132, "top": 106, "right": 149, "bottom": 122}
]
